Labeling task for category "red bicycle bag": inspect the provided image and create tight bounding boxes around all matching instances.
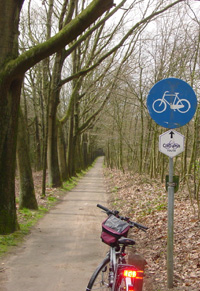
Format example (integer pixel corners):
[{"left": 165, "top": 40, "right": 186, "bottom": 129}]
[{"left": 101, "top": 215, "right": 130, "bottom": 245}]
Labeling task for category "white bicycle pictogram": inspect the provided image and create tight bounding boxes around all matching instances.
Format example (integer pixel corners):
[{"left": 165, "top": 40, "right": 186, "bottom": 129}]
[{"left": 152, "top": 91, "right": 191, "bottom": 113}]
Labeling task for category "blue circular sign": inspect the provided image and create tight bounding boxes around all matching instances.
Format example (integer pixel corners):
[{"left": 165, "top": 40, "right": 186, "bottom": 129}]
[{"left": 147, "top": 78, "right": 197, "bottom": 128}]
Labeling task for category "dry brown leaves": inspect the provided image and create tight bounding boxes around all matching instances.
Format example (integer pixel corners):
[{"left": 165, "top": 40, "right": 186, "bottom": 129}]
[{"left": 103, "top": 168, "right": 200, "bottom": 291}]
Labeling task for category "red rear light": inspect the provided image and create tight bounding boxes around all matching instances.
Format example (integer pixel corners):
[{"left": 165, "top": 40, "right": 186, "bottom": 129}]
[
  {"left": 123, "top": 269, "right": 144, "bottom": 280},
  {"left": 128, "top": 287, "right": 134, "bottom": 291},
  {"left": 123, "top": 270, "right": 137, "bottom": 278}
]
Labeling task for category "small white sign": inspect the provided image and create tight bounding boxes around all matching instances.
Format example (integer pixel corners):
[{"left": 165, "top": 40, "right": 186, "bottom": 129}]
[{"left": 159, "top": 130, "right": 185, "bottom": 158}]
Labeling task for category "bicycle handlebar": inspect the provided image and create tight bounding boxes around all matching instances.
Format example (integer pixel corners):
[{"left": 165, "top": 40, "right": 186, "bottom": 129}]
[{"left": 97, "top": 204, "right": 148, "bottom": 232}]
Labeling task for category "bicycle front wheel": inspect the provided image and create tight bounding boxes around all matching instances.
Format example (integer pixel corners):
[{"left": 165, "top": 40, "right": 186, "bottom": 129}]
[{"left": 86, "top": 255, "right": 111, "bottom": 291}]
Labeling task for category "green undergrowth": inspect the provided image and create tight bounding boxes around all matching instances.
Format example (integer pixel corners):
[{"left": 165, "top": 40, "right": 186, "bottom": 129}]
[
  {"left": 0, "top": 164, "right": 95, "bottom": 258},
  {"left": 63, "top": 176, "right": 80, "bottom": 191},
  {"left": 0, "top": 206, "right": 48, "bottom": 257}
]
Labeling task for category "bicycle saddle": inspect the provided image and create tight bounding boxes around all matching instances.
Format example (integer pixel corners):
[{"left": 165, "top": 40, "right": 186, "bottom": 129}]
[{"left": 118, "top": 237, "right": 135, "bottom": 246}]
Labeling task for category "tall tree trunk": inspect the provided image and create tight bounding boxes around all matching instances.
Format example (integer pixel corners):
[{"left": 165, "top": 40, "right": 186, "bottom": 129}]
[
  {"left": 34, "top": 115, "right": 42, "bottom": 171},
  {"left": 82, "top": 133, "right": 89, "bottom": 168},
  {"left": 0, "top": 78, "right": 22, "bottom": 234},
  {"left": 0, "top": 0, "right": 24, "bottom": 234},
  {"left": 47, "top": 51, "right": 64, "bottom": 187},
  {"left": 47, "top": 102, "right": 62, "bottom": 187},
  {"left": 17, "top": 108, "right": 38, "bottom": 210},
  {"left": 41, "top": 59, "right": 50, "bottom": 196},
  {"left": 57, "top": 121, "right": 68, "bottom": 181},
  {"left": 66, "top": 50, "right": 81, "bottom": 178},
  {"left": 42, "top": 94, "right": 49, "bottom": 196},
  {"left": 67, "top": 111, "right": 76, "bottom": 178}
]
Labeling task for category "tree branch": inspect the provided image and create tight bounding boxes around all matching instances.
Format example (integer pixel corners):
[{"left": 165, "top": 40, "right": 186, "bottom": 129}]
[
  {"left": 3, "top": 0, "right": 114, "bottom": 79},
  {"left": 59, "top": 0, "right": 185, "bottom": 86}
]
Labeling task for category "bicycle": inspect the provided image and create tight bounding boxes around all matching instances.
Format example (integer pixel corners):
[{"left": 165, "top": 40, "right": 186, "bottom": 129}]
[
  {"left": 86, "top": 204, "right": 148, "bottom": 291},
  {"left": 152, "top": 91, "right": 191, "bottom": 113}
]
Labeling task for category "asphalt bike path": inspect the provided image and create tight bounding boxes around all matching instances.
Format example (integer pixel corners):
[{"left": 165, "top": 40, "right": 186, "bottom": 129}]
[{"left": 0, "top": 157, "right": 108, "bottom": 291}]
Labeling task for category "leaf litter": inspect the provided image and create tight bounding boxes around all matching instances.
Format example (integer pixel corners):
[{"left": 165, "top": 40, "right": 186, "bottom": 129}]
[{"left": 103, "top": 168, "right": 200, "bottom": 291}]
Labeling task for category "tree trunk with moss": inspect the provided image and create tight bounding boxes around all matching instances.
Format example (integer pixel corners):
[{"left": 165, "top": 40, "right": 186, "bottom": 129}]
[
  {"left": 0, "top": 0, "right": 24, "bottom": 234},
  {"left": 47, "top": 92, "right": 62, "bottom": 187},
  {"left": 17, "top": 108, "right": 38, "bottom": 210}
]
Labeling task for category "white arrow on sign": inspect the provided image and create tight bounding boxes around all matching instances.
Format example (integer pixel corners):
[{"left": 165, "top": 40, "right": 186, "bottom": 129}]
[{"left": 159, "top": 130, "right": 185, "bottom": 158}]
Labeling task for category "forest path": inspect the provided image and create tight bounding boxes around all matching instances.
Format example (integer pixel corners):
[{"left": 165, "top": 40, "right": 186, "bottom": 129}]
[{"left": 0, "top": 157, "right": 107, "bottom": 291}]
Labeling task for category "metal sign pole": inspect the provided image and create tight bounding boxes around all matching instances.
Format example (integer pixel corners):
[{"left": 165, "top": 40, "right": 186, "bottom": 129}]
[
  {"left": 167, "top": 157, "right": 174, "bottom": 288},
  {"left": 147, "top": 78, "right": 197, "bottom": 289}
]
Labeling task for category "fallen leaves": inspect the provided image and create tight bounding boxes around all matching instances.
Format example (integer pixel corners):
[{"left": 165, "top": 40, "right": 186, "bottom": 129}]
[{"left": 104, "top": 168, "right": 200, "bottom": 291}]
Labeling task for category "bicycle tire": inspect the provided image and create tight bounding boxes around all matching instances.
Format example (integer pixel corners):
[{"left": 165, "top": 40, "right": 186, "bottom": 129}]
[{"left": 86, "top": 255, "right": 111, "bottom": 291}]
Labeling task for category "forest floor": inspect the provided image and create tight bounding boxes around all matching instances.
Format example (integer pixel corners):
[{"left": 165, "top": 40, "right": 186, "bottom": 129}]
[{"left": 103, "top": 168, "right": 200, "bottom": 291}]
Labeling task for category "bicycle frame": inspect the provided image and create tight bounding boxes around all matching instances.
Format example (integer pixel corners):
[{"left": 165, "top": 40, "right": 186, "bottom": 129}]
[{"left": 110, "top": 247, "right": 117, "bottom": 287}]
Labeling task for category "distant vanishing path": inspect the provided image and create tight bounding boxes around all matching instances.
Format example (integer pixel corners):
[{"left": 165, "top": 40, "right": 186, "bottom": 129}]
[{"left": 0, "top": 157, "right": 107, "bottom": 291}]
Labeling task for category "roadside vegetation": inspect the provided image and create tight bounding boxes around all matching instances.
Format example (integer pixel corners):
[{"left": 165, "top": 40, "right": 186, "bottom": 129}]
[{"left": 104, "top": 167, "right": 200, "bottom": 290}]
